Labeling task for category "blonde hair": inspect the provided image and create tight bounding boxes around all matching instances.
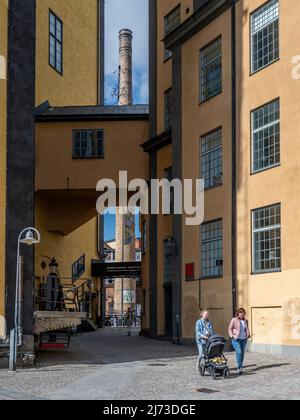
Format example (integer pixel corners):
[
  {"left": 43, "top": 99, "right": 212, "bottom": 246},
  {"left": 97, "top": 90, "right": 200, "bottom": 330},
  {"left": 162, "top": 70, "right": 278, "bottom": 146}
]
[{"left": 200, "top": 308, "right": 209, "bottom": 317}]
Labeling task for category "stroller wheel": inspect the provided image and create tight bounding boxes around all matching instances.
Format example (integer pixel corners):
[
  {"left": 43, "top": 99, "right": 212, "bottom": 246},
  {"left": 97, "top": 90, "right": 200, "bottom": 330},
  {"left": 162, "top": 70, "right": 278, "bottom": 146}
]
[
  {"left": 224, "top": 369, "right": 230, "bottom": 379},
  {"left": 200, "top": 365, "right": 205, "bottom": 377},
  {"left": 212, "top": 371, "right": 217, "bottom": 380}
]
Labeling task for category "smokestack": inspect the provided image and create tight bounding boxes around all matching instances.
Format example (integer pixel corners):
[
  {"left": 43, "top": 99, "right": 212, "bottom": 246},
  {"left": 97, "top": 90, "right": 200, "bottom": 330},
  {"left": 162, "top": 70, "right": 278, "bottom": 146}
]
[{"left": 118, "top": 29, "right": 133, "bottom": 106}]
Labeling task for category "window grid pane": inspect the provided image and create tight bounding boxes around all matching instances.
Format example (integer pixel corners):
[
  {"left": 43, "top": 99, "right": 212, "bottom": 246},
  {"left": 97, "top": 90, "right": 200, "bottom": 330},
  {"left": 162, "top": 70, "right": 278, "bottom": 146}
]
[
  {"left": 252, "top": 99, "right": 280, "bottom": 172},
  {"left": 73, "top": 130, "right": 104, "bottom": 158},
  {"left": 164, "top": 5, "right": 180, "bottom": 60},
  {"left": 49, "top": 11, "right": 63, "bottom": 74},
  {"left": 201, "top": 220, "right": 223, "bottom": 278},
  {"left": 201, "top": 38, "right": 222, "bottom": 102},
  {"left": 164, "top": 5, "right": 181, "bottom": 36},
  {"left": 251, "top": 0, "right": 279, "bottom": 73},
  {"left": 201, "top": 128, "right": 223, "bottom": 189},
  {"left": 253, "top": 204, "right": 281, "bottom": 273}
]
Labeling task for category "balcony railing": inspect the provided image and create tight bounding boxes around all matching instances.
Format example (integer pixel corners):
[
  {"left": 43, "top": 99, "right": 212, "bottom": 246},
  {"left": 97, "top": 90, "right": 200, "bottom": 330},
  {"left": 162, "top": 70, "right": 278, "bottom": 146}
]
[{"left": 33, "top": 276, "right": 93, "bottom": 317}]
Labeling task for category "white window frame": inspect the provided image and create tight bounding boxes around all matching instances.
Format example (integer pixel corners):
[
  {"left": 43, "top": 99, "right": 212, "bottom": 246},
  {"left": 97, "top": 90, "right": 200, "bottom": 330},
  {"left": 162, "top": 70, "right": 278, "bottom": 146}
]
[
  {"left": 250, "top": 0, "right": 279, "bottom": 74},
  {"left": 251, "top": 99, "right": 280, "bottom": 173},
  {"left": 252, "top": 204, "right": 281, "bottom": 274}
]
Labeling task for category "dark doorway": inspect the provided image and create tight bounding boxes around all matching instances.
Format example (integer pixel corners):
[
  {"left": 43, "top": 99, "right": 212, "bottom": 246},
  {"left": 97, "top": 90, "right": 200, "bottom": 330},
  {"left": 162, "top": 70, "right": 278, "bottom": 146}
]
[{"left": 164, "top": 285, "right": 173, "bottom": 338}]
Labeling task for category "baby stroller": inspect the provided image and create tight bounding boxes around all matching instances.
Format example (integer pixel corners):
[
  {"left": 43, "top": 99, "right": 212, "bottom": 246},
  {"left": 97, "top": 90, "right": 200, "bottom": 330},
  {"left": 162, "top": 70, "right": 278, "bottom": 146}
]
[{"left": 199, "top": 334, "right": 230, "bottom": 380}]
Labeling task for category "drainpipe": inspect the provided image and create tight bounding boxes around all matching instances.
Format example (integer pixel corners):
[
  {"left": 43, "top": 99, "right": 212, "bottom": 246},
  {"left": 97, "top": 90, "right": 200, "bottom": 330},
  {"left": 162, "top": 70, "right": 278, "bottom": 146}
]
[{"left": 231, "top": 0, "right": 237, "bottom": 316}]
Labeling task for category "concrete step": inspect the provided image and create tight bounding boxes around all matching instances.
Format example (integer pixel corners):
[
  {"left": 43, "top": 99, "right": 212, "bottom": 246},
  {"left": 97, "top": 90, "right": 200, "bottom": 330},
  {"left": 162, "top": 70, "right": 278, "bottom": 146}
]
[{"left": 81, "top": 318, "right": 98, "bottom": 332}]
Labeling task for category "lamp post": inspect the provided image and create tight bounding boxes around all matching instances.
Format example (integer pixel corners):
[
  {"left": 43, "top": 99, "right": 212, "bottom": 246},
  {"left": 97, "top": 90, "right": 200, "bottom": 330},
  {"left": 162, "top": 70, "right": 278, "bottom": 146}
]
[{"left": 9, "top": 228, "right": 41, "bottom": 372}]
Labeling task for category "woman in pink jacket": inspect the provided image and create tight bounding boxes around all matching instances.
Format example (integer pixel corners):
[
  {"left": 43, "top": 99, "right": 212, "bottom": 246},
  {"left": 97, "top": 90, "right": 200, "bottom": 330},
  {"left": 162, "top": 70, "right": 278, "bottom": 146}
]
[{"left": 228, "top": 308, "right": 250, "bottom": 375}]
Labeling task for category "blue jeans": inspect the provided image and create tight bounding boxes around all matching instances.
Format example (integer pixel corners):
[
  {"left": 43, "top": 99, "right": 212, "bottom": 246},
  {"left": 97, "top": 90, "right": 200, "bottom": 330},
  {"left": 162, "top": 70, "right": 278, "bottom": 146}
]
[
  {"left": 197, "top": 343, "right": 205, "bottom": 361},
  {"left": 232, "top": 339, "right": 248, "bottom": 369}
]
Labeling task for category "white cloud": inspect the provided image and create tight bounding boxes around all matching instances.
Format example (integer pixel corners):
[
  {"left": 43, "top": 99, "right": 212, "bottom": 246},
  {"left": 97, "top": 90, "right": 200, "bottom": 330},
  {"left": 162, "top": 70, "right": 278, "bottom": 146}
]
[{"left": 104, "top": 0, "right": 149, "bottom": 105}]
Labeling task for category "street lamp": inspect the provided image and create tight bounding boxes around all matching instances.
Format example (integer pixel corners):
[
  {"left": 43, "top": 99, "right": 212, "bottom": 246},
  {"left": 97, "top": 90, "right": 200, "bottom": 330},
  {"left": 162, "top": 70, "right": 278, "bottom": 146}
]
[{"left": 9, "top": 228, "right": 41, "bottom": 372}]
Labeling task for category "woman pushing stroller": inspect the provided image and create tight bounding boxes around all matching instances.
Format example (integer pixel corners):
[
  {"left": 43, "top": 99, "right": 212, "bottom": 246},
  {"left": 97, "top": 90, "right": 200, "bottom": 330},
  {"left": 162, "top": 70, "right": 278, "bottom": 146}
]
[{"left": 195, "top": 309, "right": 215, "bottom": 370}]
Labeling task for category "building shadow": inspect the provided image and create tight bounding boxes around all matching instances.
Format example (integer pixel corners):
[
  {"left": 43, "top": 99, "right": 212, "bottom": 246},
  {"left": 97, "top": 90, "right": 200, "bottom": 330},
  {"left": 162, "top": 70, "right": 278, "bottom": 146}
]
[
  {"left": 33, "top": 329, "right": 197, "bottom": 369},
  {"left": 248, "top": 363, "right": 290, "bottom": 373}
]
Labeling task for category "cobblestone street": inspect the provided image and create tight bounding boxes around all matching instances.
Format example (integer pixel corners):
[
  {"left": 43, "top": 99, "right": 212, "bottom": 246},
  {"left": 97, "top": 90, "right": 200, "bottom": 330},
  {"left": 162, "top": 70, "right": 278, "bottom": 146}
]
[{"left": 0, "top": 329, "right": 300, "bottom": 400}]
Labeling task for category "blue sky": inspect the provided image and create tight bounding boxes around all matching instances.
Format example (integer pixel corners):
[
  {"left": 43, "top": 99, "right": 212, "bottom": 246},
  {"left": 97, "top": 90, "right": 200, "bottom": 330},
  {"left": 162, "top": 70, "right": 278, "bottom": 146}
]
[
  {"left": 104, "top": 0, "right": 149, "bottom": 105},
  {"left": 104, "top": 211, "right": 141, "bottom": 241},
  {"left": 104, "top": 0, "right": 148, "bottom": 240}
]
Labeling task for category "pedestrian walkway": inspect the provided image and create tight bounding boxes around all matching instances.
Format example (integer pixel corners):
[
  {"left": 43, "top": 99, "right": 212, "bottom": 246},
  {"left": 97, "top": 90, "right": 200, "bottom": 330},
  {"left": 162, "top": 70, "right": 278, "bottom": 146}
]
[{"left": 0, "top": 329, "right": 299, "bottom": 400}]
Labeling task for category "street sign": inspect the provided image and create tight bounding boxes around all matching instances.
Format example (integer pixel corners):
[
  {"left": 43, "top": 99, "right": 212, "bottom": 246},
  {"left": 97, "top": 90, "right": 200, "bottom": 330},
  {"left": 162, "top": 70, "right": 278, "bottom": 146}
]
[{"left": 91, "top": 260, "right": 141, "bottom": 278}]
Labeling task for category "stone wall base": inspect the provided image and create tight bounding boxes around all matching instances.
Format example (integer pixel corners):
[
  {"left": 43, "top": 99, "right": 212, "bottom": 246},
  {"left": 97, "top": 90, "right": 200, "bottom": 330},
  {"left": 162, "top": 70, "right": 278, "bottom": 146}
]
[{"left": 247, "top": 342, "right": 300, "bottom": 356}]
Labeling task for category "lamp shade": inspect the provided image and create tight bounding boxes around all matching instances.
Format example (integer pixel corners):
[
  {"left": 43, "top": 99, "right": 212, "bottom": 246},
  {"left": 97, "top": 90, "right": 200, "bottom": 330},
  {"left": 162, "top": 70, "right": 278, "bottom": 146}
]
[
  {"left": 49, "top": 258, "right": 59, "bottom": 275},
  {"left": 20, "top": 230, "right": 40, "bottom": 246}
]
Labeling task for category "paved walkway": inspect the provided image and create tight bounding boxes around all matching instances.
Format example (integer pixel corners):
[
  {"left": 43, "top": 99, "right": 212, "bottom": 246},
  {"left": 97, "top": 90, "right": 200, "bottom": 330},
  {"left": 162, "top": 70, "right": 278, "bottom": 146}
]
[{"left": 0, "top": 328, "right": 300, "bottom": 400}]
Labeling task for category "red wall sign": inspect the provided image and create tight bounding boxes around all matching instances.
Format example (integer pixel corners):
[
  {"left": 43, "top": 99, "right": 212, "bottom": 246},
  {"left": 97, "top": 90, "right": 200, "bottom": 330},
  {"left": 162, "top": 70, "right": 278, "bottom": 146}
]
[{"left": 185, "top": 263, "right": 195, "bottom": 281}]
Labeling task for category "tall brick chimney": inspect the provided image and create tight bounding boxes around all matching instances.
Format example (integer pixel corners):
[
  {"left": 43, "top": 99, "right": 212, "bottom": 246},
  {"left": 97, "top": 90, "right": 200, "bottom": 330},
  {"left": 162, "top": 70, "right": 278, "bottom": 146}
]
[
  {"left": 114, "top": 30, "right": 136, "bottom": 316},
  {"left": 118, "top": 28, "right": 133, "bottom": 106}
]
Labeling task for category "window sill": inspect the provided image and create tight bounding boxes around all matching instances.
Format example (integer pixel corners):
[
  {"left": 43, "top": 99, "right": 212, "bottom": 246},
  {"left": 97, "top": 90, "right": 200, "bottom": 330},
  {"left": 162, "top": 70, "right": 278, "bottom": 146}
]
[
  {"left": 250, "top": 57, "right": 280, "bottom": 77},
  {"left": 49, "top": 63, "right": 63, "bottom": 76},
  {"left": 199, "top": 90, "right": 223, "bottom": 106},
  {"left": 199, "top": 276, "right": 223, "bottom": 281},
  {"left": 204, "top": 183, "right": 223, "bottom": 192},
  {"left": 250, "top": 163, "right": 281, "bottom": 176},
  {"left": 251, "top": 269, "right": 282, "bottom": 276}
]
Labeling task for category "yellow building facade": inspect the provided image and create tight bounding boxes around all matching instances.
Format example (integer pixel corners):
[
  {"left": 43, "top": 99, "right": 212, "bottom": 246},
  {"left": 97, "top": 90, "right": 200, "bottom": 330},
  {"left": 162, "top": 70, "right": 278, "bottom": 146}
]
[
  {"left": 36, "top": 0, "right": 102, "bottom": 107},
  {"left": 141, "top": 0, "right": 300, "bottom": 355},
  {"left": 2, "top": 0, "right": 300, "bottom": 356},
  {"left": 0, "top": 0, "right": 106, "bottom": 340}
]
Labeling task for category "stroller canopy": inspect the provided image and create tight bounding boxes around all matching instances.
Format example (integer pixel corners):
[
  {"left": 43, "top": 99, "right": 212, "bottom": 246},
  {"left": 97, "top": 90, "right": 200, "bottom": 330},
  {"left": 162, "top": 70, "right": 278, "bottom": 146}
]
[{"left": 205, "top": 334, "right": 227, "bottom": 358}]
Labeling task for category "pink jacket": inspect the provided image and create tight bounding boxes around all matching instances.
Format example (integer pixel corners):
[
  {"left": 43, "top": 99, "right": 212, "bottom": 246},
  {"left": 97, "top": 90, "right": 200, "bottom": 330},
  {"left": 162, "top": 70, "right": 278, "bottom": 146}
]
[{"left": 228, "top": 318, "right": 250, "bottom": 340}]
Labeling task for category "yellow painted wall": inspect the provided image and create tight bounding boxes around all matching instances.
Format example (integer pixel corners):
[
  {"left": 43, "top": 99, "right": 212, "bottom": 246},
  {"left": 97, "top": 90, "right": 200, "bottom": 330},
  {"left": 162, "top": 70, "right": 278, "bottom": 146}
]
[
  {"left": 157, "top": 0, "right": 194, "bottom": 134},
  {"left": 181, "top": 9, "right": 232, "bottom": 340},
  {"left": 36, "top": 120, "right": 149, "bottom": 191},
  {"left": 36, "top": 118, "right": 149, "bottom": 311},
  {"left": 236, "top": 0, "right": 300, "bottom": 347},
  {"left": 35, "top": 195, "right": 99, "bottom": 281},
  {"left": 36, "top": 0, "right": 99, "bottom": 106},
  {"left": 0, "top": 0, "right": 7, "bottom": 335}
]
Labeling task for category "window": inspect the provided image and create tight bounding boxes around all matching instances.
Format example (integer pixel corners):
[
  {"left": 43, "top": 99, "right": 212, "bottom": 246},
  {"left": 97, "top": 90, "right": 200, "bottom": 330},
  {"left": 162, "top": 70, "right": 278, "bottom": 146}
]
[
  {"left": 252, "top": 99, "right": 280, "bottom": 173},
  {"left": 164, "top": 239, "right": 173, "bottom": 284},
  {"left": 142, "top": 221, "right": 147, "bottom": 254},
  {"left": 164, "top": 5, "right": 181, "bottom": 60},
  {"left": 49, "top": 10, "right": 63, "bottom": 74},
  {"left": 252, "top": 204, "right": 281, "bottom": 273},
  {"left": 72, "top": 255, "right": 85, "bottom": 281},
  {"left": 201, "top": 220, "right": 223, "bottom": 278},
  {"left": 201, "top": 128, "right": 223, "bottom": 189},
  {"left": 251, "top": 0, "right": 279, "bottom": 73},
  {"left": 164, "top": 89, "right": 172, "bottom": 131},
  {"left": 73, "top": 130, "right": 104, "bottom": 158},
  {"left": 200, "top": 37, "right": 222, "bottom": 102}
]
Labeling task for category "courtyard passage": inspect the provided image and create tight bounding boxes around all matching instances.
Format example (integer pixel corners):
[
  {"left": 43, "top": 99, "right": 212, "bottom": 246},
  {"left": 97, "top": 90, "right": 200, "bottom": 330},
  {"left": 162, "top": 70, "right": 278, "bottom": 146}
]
[{"left": 0, "top": 328, "right": 300, "bottom": 400}]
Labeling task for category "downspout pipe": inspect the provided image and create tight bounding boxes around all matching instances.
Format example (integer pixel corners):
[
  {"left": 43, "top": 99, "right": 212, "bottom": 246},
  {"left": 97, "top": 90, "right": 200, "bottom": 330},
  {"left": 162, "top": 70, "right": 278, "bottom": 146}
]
[{"left": 231, "top": 0, "right": 237, "bottom": 316}]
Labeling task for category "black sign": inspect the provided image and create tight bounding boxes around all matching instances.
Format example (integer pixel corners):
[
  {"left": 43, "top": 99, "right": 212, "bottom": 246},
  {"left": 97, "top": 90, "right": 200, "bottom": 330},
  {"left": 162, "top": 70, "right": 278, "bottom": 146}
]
[{"left": 91, "top": 260, "right": 141, "bottom": 278}]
